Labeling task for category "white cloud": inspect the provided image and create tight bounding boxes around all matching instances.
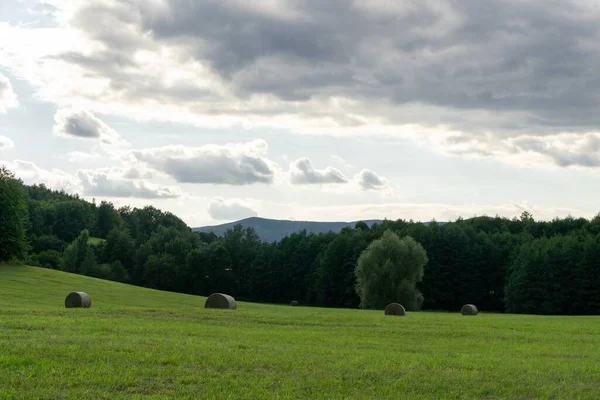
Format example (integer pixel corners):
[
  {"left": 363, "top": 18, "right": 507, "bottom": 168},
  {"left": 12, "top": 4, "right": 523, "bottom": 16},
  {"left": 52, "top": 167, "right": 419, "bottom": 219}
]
[
  {"left": 0, "top": 136, "right": 14, "bottom": 151},
  {"left": 427, "top": 131, "right": 600, "bottom": 170},
  {"left": 207, "top": 197, "right": 258, "bottom": 221},
  {"left": 330, "top": 154, "right": 354, "bottom": 170},
  {"left": 121, "top": 166, "right": 153, "bottom": 180},
  {"left": 510, "top": 133, "right": 600, "bottom": 168},
  {"left": 356, "top": 169, "right": 388, "bottom": 191},
  {"left": 289, "top": 158, "right": 348, "bottom": 185},
  {"left": 62, "top": 151, "right": 101, "bottom": 162},
  {"left": 77, "top": 168, "right": 181, "bottom": 199},
  {"left": 0, "top": 73, "right": 18, "bottom": 112},
  {"left": 133, "top": 139, "right": 277, "bottom": 185},
  {"left": 53, "top": 107, "right": 126, "bottom": 146},
  {"left": 2, "top": 159, "right": 179, "bottom": 199},
  {"left": 5, "top": 159, "right": 81, "bottom": 193}
]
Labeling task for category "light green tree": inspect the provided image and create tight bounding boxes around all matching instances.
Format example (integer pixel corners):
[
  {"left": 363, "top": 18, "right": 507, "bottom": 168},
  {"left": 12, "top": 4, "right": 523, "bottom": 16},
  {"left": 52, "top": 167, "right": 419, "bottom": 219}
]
[{"left": 355, "top": 230, "right": 428, "bottom": 310}]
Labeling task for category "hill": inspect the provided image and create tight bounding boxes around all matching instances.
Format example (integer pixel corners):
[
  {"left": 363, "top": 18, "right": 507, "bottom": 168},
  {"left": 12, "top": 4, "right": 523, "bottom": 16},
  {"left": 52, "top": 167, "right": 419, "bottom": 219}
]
[
  {"left": 0, "top": 264, "right": 207, "bottom": 309},
  {"left": 193, "top": 217, "right": 385, "bottom": 242},
  {"left": 2, "top": 264, "right": 599, "bottom": 399}
]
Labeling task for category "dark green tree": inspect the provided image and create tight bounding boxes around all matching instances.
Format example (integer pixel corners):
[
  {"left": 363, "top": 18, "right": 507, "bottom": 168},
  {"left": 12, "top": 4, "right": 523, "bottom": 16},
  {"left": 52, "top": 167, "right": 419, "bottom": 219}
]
[
  {"left": 102, "top": 228, "right": 135, "bottom": 272},
  {"left": 109, "top": 260, "right": 128, "bottom": 282},
  {"left": 36, "top": 250, "right": 63, "bottom": 270},
  {"left": 30, "top": 234, "right": 66, "bottom": 254},
  {"left": 223, "top": 225, "right": 261, "bottom": 297},
  {"left": 354, "top": 221, "right": 370, "bottom": 231},
  {"left": 53, "top": 201, "right": 94, "bottom": 242},
  {"left": 317, "top": 231, "right": 369, "bottom": 307},
  {"left": 0, "top": 166, "right": 28, "bottom": 261},
  {"left": 62, "top": 241, "right": 79, "bottom": 273},
  {"left": 504, "top": 233, "right": 598, "bottom": 315},
  {"left": 95, "top": 201, "right": 123, "bottom": 238},
  {"left": 62, "top": 229, "right": 91, "bottom": 273},
  {"left": 142, "top": 253, "right": 178, "bottom": 290},
  {"left": 80, "top": 245, "right": 98, "bottom": 276}
]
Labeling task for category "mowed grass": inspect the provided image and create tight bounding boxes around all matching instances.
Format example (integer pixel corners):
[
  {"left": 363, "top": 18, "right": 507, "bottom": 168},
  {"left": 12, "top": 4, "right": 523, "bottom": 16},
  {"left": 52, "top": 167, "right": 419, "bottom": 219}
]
[{"left": 1, "top": 265, "right": 599, "bottom": 400}]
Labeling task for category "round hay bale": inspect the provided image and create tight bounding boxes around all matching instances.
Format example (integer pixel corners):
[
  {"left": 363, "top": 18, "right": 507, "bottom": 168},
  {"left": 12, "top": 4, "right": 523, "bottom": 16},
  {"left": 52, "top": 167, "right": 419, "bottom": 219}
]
[
  {"left": 65, "top": 292, "right": 91, "bottom": 308},
  {"left": 384, "top": 303, "right": 406, "bottom": 316},
  {"left": 461, "top": 304, "right": 478, "bottom": 315},
  {"left": 290, "top": 300, "right": 299, "bottom": 306},
  {"left": 204, "top": 293, "right": 237, "bottom": 309}
]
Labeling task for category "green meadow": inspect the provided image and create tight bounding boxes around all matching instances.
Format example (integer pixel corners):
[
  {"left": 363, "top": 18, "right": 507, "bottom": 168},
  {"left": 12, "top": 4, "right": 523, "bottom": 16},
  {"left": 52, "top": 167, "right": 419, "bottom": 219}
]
[
  {"left": 86, "top": 237, "right": 106, "bottom": 246},
  {"left": 1, "top": 265, "right": 599, "bottom": 400}
]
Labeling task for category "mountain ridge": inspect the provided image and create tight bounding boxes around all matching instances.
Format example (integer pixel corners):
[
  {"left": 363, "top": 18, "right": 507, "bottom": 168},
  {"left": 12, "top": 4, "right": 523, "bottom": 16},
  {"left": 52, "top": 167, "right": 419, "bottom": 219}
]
[{"left": 193, "top": 217, "right": 385, "bottom": 242}]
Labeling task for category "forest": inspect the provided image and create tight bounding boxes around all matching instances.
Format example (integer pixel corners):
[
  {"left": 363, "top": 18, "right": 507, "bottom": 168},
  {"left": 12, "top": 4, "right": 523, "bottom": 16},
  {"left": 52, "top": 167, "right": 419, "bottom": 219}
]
[{"left": 1, "top": 166, "right": 599, "bottom": 315}]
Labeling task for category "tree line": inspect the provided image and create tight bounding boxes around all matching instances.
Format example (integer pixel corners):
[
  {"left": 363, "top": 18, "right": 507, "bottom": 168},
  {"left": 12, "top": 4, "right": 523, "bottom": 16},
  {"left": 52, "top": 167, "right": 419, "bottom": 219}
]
[{"left": 1, "top": 166, "right": 599, "bottom": 315}]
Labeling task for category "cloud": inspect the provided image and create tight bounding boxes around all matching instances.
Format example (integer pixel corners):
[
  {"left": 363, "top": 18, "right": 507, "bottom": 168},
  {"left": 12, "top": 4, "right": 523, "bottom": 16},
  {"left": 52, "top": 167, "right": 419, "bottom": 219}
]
[
  {"left": 5, "top": 160, "right": 80, "bottom": 193},
  {"left": 207, "top": 197, "right": 258, "bottom": 221},
  {"left": 429, "top": 131, "right": 600, "bottom": 169},
  {"left": 511, "top": 133, "right": 600, "bottom": 168},
  {"left": 2, "top": 160, "right": 178, "bottom": 199},
  {"left": 4, "top": 0, "right": 600, "bottom": 171},
  {"left": 2, "top": 1, "right": 600, "bottom": 135},
  {"left": 133, "top": 139, "right": 277, "bottom": 185},
  {"left": 0, "top": 73, "right": 18, "bottom": 112},
  {"left": 77, "top": 168, "right": 181, "bottom": 198},
  {"left": 356, "top": 169, "right": 388, "bottom": 191},
  {"left": 62, "top": 151, "right": 101, "bottom": 162},
  {"left": 0, "top": 136, "right": 14, "bottom": 151},
  {"left": 53, "top": 107, "right": 126, "bottom": 145},
  {"left": 330, "top": 155, "right": 354, "bottom": 170},
  {"left": 121, "top": 167, "right": 153, "bottom": 180},
  {"left": 289, "top": 158, "right": 348, "bottom": 185}
]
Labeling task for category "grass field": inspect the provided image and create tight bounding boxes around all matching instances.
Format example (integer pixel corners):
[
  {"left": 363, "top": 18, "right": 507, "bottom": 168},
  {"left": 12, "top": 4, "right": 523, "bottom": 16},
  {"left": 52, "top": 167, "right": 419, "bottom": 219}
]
[
  {"left": 87, "top": 237, "right": 106, "bottom": 246},
  {"left": 1, "top": 265, "right": 599, "bottom": 399}
]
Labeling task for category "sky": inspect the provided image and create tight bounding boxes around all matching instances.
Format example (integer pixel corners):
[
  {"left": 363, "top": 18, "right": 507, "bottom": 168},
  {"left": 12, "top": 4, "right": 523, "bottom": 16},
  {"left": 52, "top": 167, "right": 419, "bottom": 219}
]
[{"left": 1, "top": 0, "right": 600, "bottom": 227}]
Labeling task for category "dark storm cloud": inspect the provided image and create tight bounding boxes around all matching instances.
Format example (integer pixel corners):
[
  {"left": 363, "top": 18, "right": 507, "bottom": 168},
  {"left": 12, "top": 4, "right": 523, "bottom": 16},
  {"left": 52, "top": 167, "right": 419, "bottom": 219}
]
[{"left": 50, "top": 0, "right": 600, "bottom": 135}]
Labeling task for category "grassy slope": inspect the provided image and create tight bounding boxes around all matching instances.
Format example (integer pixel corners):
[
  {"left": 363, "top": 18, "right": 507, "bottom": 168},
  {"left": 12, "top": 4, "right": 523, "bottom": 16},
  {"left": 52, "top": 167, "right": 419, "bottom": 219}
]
[
  {"left": 1, "top": 265, "right": 599, "bottom": 400},
  {"left": 87, "top": 237, "right": 106, "bottom": 246}
]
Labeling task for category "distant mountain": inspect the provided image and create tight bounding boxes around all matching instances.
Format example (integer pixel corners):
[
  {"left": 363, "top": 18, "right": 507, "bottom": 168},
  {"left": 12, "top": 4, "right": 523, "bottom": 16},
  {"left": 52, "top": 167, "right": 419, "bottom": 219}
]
[{"left": 193, "top": 217, "right": 385, "bottom": 243}]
